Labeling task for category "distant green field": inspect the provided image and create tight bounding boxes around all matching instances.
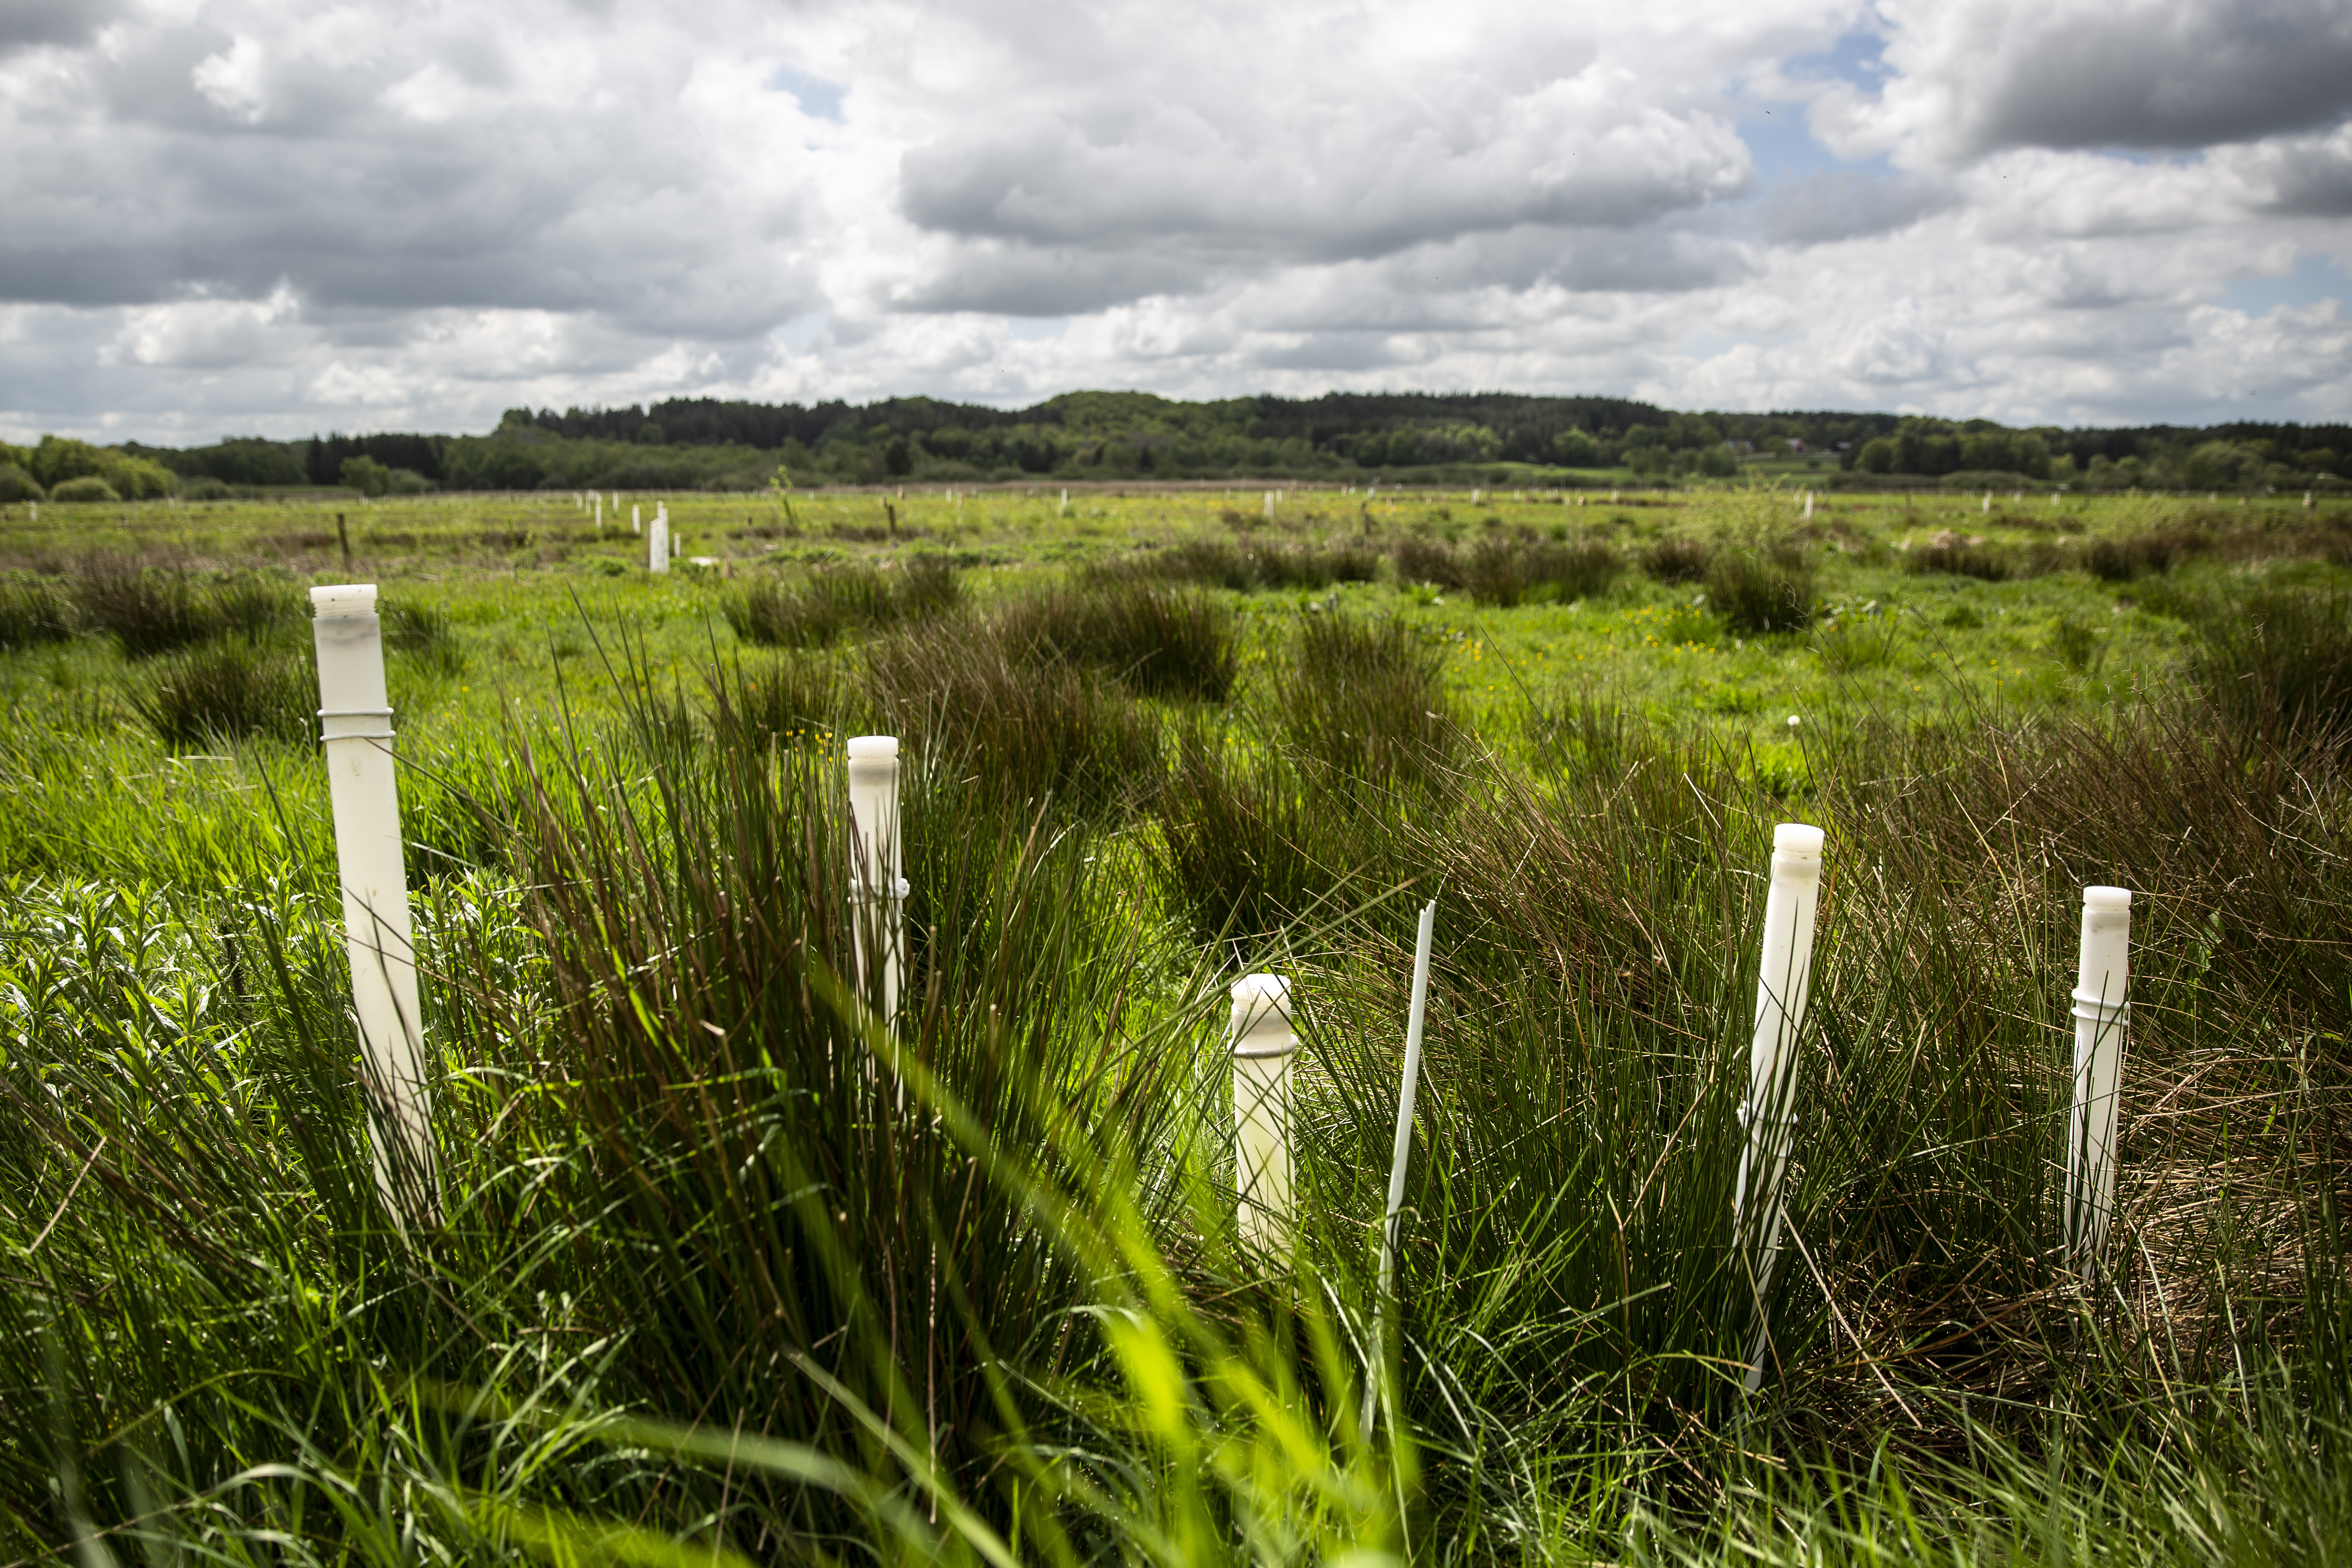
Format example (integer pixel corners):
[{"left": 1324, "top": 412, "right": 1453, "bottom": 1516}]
[{"left": 1, "top": 481, "right": 2325, "bottom": 770}]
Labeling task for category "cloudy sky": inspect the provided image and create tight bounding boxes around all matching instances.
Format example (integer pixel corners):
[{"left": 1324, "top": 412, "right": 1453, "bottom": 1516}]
[{"left": 3, "top": 0, "right": 2349, "bottom": 444}]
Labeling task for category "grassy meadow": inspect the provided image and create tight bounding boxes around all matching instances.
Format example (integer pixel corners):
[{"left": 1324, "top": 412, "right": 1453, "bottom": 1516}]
[{"left": 3, "top": 479, "right": 2351, "bottom": 1564}]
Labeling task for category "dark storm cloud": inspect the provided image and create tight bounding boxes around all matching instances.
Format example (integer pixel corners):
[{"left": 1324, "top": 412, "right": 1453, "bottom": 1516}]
[
  {"left": 1978, "top": 4, "right": 2352, "bottom": 152},
  {"left": 2237, "top": 128, "right": 2352, "bottom": 215},
  {"left": 1866, "top": 0, "right": 2352, "bottom": 162}
]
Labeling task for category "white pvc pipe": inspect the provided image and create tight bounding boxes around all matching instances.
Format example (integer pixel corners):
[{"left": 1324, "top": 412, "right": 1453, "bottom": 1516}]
[
  {"left": 845, "top": 735, "right": 907, "bottom": 1027},
  {"left": 632, "top": 504, "right": 641, "bottom": 536},
  {"left": 2065, "top": 887, "right": 2132, "bottom": 1280},
  {"left": 649, "top": 505, "right": 669, "bottom": 573},
  {"left": 593, "top": 492, "right": 602, "bottom": 530},
  {"left": 310, "top": 584, "right": 436, "bottom": 1227},
  {"left": 1802, "top": 492, "right": 1814, "bottom": 520},
  {"left": 1734, "top": 821, "right": 1826, "bottom": 1391},
  {"left": 1231, "top": 973, "right": 1298, "bottom": 1260},
  {"left": 1363, "top": 899, "right": 1437, "bottom": 1441}
]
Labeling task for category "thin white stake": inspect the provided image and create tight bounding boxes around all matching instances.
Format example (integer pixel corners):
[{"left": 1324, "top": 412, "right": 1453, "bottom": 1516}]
[
  {"left": 1362, "top": 898, "right": 1438, "bottom": 1441},
  {"left": 310, "top": 584, "right": 436, "bottom": 1228},
  {"left": 2065, "top": 887, "right": 2131, "bottom": 1280},
  {"left": 846, "top": 735, "right": 907, "bottom": 1028},
  {"left": 1231, "top": 973, "right": 1297, "bottom": 1261},
  {"left": 1735, "top": 822, "right": 1826, "bottom": 1391}
]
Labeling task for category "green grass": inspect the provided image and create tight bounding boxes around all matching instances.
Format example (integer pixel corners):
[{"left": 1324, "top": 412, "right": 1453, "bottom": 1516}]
[{"left": 1, "top": 484, "right": 2350, "bottom": 1562}]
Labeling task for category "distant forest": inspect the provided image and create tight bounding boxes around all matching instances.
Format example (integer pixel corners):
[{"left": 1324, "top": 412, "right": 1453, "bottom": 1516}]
[{"left": 7, "top": 390, "right": 2344, "bottom": 500}]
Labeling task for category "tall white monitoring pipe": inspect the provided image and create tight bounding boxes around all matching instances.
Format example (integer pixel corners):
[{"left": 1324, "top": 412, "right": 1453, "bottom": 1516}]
[
  {"left": 1231, "top": 973, "right": 1298, "bottom": 1260},
  {"left": 1733, "top": 822, "right": 1826, "bottom": 1391},
  {"left": 310, "top": 585, "right": 437, "bottom": 1227},
  {"left": 846, "top": 735, "right": 907, "bottom": 1027},
  {"left": 649, "top": 505, "right": 669, "bottom": 572},
  {"left": 1362, "top": 899, "right": 1438, "bottom": 1441},
  {"left": 2065, "top": 887, "right": 2131, "bottom": 1280}
]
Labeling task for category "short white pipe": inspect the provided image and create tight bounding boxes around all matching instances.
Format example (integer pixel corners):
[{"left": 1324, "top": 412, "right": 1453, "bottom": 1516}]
[
  {"left": 845, "top": 735, "right": 907, "bottom": 1027},
  {"left": 2065, "top": 887, "right": 2132, "bottom": 1279},
  {"left": 1363, "top": 899, "right": 1437, "bottom": 1441},
  {"left": 1264, "top": 490, "right": 1275, "bottom": 518},
  {"left": 1802, "top": 492, "right": 1814, "bottom": 520},
  {"left": 1735, "top": 821, "right": 1826, "bottom": 1391},
  {"left": 1231, "top": 973, "right": 1298, "bottom": 1260},
  {"left": 632, "top": 504, "right": 641, "bottom": 536},
  {"left": 593, "top": 493, "right": 602, "bottom": 530},
  {"left": 649, "top": 506, "right": 669, "bottom": 573},
  {"left": 310, "top": 584, "right": 437, "bottom": 1227}
]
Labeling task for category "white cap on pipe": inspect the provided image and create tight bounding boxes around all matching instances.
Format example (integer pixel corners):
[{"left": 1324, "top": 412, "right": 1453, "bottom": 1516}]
[
  {"left": 1771, "top": 823, "right": 1825, "bottom": 872},
  {"left": 1231, "top": 973, "right": 1296, "bottom": 1058},
  {"left": 846, "top": 735, "right": 899, "bottom": 760},
  {"left": 2084, "top": 886, "right": 2131, "bottom": 911},
  {"left": 311, "top": 584, "right": 378, "bottom": 618}
]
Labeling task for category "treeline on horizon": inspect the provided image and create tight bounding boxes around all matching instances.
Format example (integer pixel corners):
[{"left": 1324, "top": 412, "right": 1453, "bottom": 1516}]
[{"left": 5, "top": 390, "right": 2347, "bottom": 502}]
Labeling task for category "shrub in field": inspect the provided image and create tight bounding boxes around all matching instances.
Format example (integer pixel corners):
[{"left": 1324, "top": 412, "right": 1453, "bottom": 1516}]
[
  {"left": 135, "top": 638, "right": 311, "bottom": 746},
  {"left": 2083, "top": 527, "right": 2203, "bottom": 582},
  {"left": 1000, "top": 576, "right": 1236, "bottom": 701},
  {"left": 2194, "top": 585, "right": 2352, "bottom": 742},
  {"left": 1278, "top": 612, "right": 1460, "bottom": 792},
  {"left": 1461, "top": 535, "right": 1619, "bottom": 606},
  {"left": 707, "top": 653, "right": 837, "bottom": 751},
  {"left": 1707, "top": 539, "right": 1816, "bottom": 633},
  {"left": 725, "top": 574, "right": 850, "bottom": 647},
  {"left": 0, "top": 575, "right": 75, "bottom": 650},
  {"left": 48, "top": 475, "right": 120, "bottom": 503},
  {"left": 72, "top": 558, "right": 220, "bottom": 657},
  {"left": 1642, "top": 535, "right": 1713, "bottom": 583},
  {"left": 866, "top": 614, "right": 1161, "bottom": 813},
  {"left": 211, "top": 572, "right": 300, "bottom": 641},
  {"left": 0, "top": 463, "right": 42, "bottom": 503},
  {"left": 1153, "top": 715, "right": 1423, "bottom": 945},
  {"left": 725, "top": 558, "right": 961, "bottom": 648},
  {"left": 1130, "top": 538, "right": 1380, "bottom": 591},
  {"left": 1905, "top": 534, "right": 2020, "bottom": 580},
  {"left": 1392, "top": 534, "right": 1466, "bottom": 589}
]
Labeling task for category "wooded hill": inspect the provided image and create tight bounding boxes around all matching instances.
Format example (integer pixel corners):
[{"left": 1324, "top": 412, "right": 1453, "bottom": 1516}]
[{"left": 8, "top": 391, "right": 2345, "bottom": 498}]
